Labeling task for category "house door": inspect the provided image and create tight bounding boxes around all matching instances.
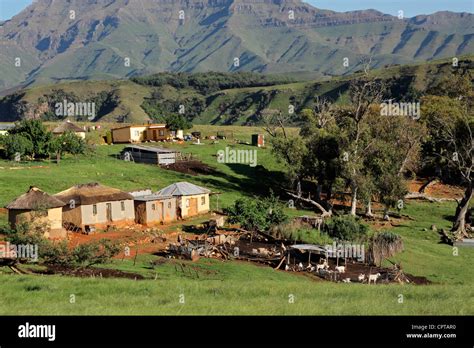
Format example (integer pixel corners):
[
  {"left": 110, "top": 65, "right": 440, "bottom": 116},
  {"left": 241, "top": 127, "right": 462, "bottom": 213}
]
[
  {"left": 188, "top": 198, "right": 198, "bottom": 216},
  {"left": 106, "top": 203, "right": 112, "bottom": 222}
]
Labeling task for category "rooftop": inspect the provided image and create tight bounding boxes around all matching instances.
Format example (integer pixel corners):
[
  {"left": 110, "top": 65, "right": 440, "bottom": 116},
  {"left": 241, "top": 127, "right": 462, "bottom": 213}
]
[
  {"left": 52, "top": 120, "right": 85, "bottom": 134},
  {"left": 157, "top": 182, "right": 211, "bottom": 197},
  {"left": 54, "top": 183, "right": 134, "bottom": 205},
  {"left": 122, "top": 145, "right": 177, "bottom": 153},
  {"left": 6, "top": 187, "right": 66, "bottom": 210}
]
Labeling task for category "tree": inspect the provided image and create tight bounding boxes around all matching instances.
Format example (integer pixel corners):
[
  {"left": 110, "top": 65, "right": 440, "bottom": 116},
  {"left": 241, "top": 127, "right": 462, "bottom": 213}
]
[
  {"left": 225, "top": 195, "right": 288, "bottom": 232},
  {"left": 165, "top": 114, "right": 192, "bottom": 132},
  {"left": 423, "top": 95, "right": 473, "bottom": 237},
  {"left": 8, "top": 120, "right": 53, "bottom": 159},
  {"left": 336, "top": 63, "right": 387, "bottom": 215},
  {"left": 1, "top": 133, "right": 33, "bottom": 160},
  {"left": 50, "top": 131, "right": 86, "bottom": 163}
]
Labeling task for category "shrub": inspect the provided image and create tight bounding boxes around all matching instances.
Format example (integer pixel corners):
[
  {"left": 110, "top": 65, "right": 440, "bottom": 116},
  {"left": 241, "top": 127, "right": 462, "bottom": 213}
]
[
  {"left": 225, "top": 194, "right": 288, "bottom": 232},
  {"left": 325, "top": 215, "right": 368, "bottom": 241},
  {"left": 369, "top": 231, "right": 404, "bottom": 266}
]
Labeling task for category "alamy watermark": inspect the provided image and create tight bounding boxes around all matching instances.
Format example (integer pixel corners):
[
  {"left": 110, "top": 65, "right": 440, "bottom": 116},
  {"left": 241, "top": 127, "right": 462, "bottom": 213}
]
[
  {"left": 380, "top": 100, "right": 420, "bottom": 120},
  {"left": 325, "top": 242, "right": 365, "bottom": 262},
  {"left": 217, "top": 147, "right": 257, "bottom": 167},
  {"left": 55, "top": 99, "right": 96, "bottom": 120},
  {"left": 0, "top": 242, "right": 38, "bottom": 262}
]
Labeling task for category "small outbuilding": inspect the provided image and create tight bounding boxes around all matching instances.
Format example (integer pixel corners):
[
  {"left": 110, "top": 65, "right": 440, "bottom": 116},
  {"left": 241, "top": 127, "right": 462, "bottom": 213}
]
[
  {"left": 130, "top": 190, "right": 177, "bottom": 226},
  {"left": 252, "top": 134, "right": 265, "bottom": 147},
  {"left": 156, "top": 182, "right": 210, "bottom": 219},
  {"left": 111, "top": 125, "right": 149, "bottom": 143},
  {"left": 120, "top": 145, "right": 178, "bottom": 165},
  {"left": 145, "top": 124, "right": 171, "bottom": 142},
  {"left": 6, "top": 187, "right": 67, "bottom": 239},
  {"left": 52, "top": 120, "right": 86, "bottom": 139},
  {"left": 54, "top": 183, "right": 135, "bottom": 233}
]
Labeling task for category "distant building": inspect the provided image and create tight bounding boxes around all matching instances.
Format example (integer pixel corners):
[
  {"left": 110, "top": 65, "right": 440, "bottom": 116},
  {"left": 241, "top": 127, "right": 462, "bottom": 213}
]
[
  {"left": 6, "top": 187, "right": 67, "bottom": 239},
  {"left": 156, "top": 182, "right": 210, "bottom": 219},
  {"left": 111, "top": 124, "right": 171, "bottom": 143},
  {"left": 52, "top": 120, "right": 86, "bottom": 139},
  {"left": 252, "top": 134, "right": 265, "bottom": 147},
  {"left": 130, "top": 190, "right": 177, "bottom": 226},
  {"left": 144, "top": 124, "right": 171, "bottom": 142},
  {"left": 112, "top": 125, "right": 149, "bottom": 143},
  {"left": 54, "top": 183, "right": 135, "bottom": 233},
  {"left": 0, "top": 123, "right": 15, "bottom": 136},
  {"left": 120, "top": 145, "right": 178, "bottom": 165}
]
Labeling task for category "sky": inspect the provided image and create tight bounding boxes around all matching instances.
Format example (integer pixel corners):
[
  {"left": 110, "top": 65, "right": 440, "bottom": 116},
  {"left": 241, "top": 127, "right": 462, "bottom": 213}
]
[{"left": 0, "top": 0, "right": 473, "bottom": 20}]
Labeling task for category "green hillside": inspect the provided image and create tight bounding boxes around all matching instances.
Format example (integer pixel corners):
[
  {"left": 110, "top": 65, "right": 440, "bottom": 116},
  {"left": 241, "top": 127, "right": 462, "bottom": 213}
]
[{"left": 0, "top": 56, "right": 472, "bottom": 125}]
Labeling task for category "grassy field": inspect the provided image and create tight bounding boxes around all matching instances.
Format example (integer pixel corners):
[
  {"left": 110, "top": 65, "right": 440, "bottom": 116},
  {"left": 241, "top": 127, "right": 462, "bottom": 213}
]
[{"left": 0, "top": 125, "right": 473, "bottom": 315}]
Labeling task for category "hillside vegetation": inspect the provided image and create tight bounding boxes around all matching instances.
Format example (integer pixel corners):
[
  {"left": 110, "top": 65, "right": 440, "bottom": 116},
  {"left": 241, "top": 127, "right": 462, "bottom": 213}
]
[{"left": 0, "top": 56, "right": 472, "bottom": 124}]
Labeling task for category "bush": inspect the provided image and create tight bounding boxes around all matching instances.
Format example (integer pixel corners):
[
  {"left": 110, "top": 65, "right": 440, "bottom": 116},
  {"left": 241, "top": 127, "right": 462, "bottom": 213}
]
[
  {"left": 1, "top": 133, "right": 34, "bottom": 160},
  {"left": 225, "top": 194, "right": 288, "bottom": 232},
  {"left": 369, "top": 231, "right": 404, "bottom": 266},
  {"left": 325, "top": 215, "right": 368, "bottom": 241}
]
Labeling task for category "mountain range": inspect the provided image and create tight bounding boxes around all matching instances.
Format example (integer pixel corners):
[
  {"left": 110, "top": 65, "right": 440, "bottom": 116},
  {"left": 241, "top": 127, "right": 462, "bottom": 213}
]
[{"left": 0, "top": 0, "right": 473, "bottom": 93}]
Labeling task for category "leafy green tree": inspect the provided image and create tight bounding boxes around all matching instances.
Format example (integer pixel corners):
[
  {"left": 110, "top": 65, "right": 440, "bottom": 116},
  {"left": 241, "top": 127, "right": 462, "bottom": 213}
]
[
  {"left": 8, "top": 120, "right": 53, "bottom": 159},
  {"left": 225, "top": 195, "right": 288, "bottom": 232},
  {"left": 165, "top": 114, "right": 192, "bottom": 132},
  {"left": 50, "top": 131, "right": 86, "bottom": 163},
  {"left": 1, "top": 133, "right": 33, "bottom": 160}
]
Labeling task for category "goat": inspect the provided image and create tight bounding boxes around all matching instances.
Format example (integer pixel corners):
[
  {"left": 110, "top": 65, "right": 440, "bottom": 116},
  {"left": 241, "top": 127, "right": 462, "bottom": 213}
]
[
  {"left": 342, "top": 278, "right": 351, "bottom": 283},
  {"left": 335, "top": 266, "right": 346, "bottom": 273},
  {"left": 358, "top": 274, "right": 366, "bottom": 282},
  {"left": 298, "top": 262, "right": 304, "bottom": 271},
  {"left": 368, "top": 273, "right": 381, "bottom": 284}
]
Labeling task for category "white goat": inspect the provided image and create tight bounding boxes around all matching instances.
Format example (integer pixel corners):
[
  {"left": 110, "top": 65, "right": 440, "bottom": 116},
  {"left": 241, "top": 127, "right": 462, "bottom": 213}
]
[
  {"left": 368, "top": 273, "right": 381, "bottom": 284},
  {"left": 342, "top": 278, "right": 351, "bottom": 283},
  {"left": 358, "top": 274, "right": 366, "bottom": 282},
  {"left": 335, "top": 266, "right": 346, "bottom": 273},
  {"left": 316, "top": 260, "right": 329, "bottom": 272}
]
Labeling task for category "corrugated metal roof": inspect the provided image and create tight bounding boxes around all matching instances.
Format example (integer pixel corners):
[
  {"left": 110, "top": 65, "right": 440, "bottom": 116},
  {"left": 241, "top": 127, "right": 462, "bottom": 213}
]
[
  {"left": 289, "top": 244, "right": 328, "bottom": 253},
  {"left": 133, "top": 194, "right": 174, "bottom": 202},
  {"left": 123, "top": 145, "right": 177, "bottom": 153},
  {"left": 157, "top": 182, "right": 211, "bottom": 196}
]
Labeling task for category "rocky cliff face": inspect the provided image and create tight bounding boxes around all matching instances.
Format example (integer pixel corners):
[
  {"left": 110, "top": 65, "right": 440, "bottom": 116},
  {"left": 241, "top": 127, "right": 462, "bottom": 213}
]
[{"left": 0, "top": 0, "right": 472, "bottom": 92}]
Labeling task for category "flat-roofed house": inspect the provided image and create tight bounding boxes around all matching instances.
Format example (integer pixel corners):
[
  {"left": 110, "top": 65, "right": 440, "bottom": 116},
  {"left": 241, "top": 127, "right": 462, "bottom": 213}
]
[
  {"left": 130, "top": 190, "right": 177, "bottom": 226},
  {"left": 156, "top": 182, "right": 210, "bottom": 219},
  {"left": 111, "top": 125, "right": 149, "bottom": 143},
  {"left": 144, "top": 124, "right": 171, "bottom": 142},
  {"left": 52, "top": 120, "right": 86, "bottom": 139},
  {"left": 6, "top": 187, "right": 67, "bottom": 239},
  {"left": 54, "top": 183, "right": 135, "bottom": 233}
]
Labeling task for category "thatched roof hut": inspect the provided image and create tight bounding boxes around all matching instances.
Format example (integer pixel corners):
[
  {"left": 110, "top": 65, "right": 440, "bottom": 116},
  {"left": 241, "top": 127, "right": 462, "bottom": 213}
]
[
  {"left": 6, "top": 187, "right": 66, "bottom": 210},
  {"left": 54, "top": 183, "right": 134, "bottom": 205},
  {"left": 6, "top": 187, "right": 67, "bottom": 239},
  {"left": 52, "top": 121, "right": 86, "bottom": 138}
]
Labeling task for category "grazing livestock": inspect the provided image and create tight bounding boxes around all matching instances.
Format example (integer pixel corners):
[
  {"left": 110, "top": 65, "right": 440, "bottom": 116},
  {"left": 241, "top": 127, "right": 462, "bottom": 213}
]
[
  {"left": 335, "top": 266, "right": 346, "bottom": 273},
  {"left": 342, "top": 278, "right": 351, "bottom": 283},
  {"left": 358, "top": 274, "right": 366, "bottom": 282},
  {"left": 368, "top": 273, "right": 381, "bottom": 284}
]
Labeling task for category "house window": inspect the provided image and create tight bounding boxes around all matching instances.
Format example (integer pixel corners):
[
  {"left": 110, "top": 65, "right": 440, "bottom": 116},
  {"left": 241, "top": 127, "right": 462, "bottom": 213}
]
[
  {"left": 168, "top": 202, "right": 172, "bottom": 209},
  {"left": 93, "top": 205, "right": 97, "bottom": 216},
  {"left": 201, "top": 196, "right": 206, "bottom": 205},
  {"left": 159, "top": 130, "right": 164, "bottom": 136},
  {"left": 134, "top": 130, "right": 140, "bottom": 137},
  {"left": 121, "top": 201, "right": 125, "bottom": 211},
  {"left": 186, "top": 199, "right": 190, "bottom": 208},
  {"left": 152, "top": 203, "right": 156, "bottom": 211}
]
